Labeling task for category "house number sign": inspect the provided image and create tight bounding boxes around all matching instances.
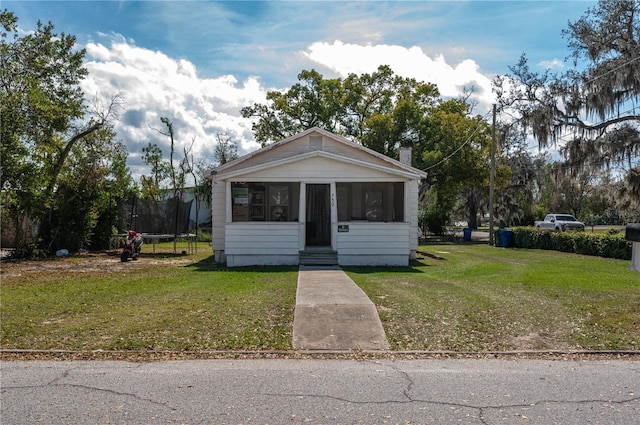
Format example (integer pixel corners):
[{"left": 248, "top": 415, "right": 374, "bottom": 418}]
[
  {"left": 338, "top": 225, "right": 349, "bottom": 232},
  {"left": 331, "top": 192, "right": 335, "bottom": 207}
]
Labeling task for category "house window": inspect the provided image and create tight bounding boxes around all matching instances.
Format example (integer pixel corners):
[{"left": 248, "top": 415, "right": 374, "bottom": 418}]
[
  {"left": 231, "top": 182, "right": 299, "bottom": 222},
  {"left": 336, "top": 182, "right": 404, "bottom": 222}
]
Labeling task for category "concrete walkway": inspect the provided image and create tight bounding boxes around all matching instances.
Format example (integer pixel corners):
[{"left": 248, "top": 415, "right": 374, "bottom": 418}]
[{"left": 292, "top": 265, "right": 390, "bottom": 350}]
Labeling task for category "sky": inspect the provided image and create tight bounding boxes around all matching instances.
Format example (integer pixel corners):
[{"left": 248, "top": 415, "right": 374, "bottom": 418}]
[{"left": 6, "top": 0, "right": 597, "bottom": 179}]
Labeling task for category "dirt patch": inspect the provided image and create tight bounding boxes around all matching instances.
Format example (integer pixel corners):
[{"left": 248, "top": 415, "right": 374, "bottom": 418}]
[
  {"left": 508, "top": 332, "right": 571, "bottom": 351},
  {"left": 0, "top": 252, "right": 194, "bottom": 278}
]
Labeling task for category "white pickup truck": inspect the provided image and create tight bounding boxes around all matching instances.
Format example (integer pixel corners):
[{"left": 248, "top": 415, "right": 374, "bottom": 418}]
[{"left": 535, "top": 214, "right": 585, "bottom": 232}]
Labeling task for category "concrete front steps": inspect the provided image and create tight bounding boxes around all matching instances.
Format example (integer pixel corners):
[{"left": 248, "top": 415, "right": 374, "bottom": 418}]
[{"left": 299, "top": 247, "right": 338, "bottom": 266}]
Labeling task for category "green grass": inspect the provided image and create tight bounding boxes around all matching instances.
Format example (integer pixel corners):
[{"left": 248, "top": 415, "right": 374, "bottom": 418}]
[
  {"left": 2, "top": 244, "right": 639, "bottom": 353},
  {"left": 1, "top": 251, "right": 298, "bottom": 351},
  {"left": 346, "top": 243, "right": 640, "bottom": 351}
]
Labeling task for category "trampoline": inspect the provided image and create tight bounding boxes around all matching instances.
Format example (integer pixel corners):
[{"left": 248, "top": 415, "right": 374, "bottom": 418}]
[
  {"left": 109, "top": 233, "right": 197, "bottom": 254},
  {"left": 112, "top": 195, "right": 199, "bottom": 254}
]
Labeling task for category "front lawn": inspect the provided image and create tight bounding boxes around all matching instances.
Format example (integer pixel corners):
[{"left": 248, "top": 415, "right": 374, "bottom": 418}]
[
  {"left": 1, "top": 244, "right": 638, "bottom": 354},
  {"left": 347, "top": 243, "right": 640, "bottom": 351},
  {"left": 1, "top": 251, "right": 297, "bottom": 351}
]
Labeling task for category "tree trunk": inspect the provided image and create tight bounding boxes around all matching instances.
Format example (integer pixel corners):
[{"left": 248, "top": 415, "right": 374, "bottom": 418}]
[{"left": 468, "top": 204, "right": 478, "bottom": 229}]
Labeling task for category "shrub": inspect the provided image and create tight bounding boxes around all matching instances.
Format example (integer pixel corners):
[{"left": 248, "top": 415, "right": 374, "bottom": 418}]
[
  {"left": 533, "top": 229, "right": 553, "bottom": 251},
  {"left": 196, "top": 231, "right": 212, "bottom": 243},
  {"left": 513, "top": 228, "right": 535, "bottom": 249},
  {"left": 573, "top": 232, "right": 600, "bottom": 256},
  {"left": 597, "top": 234, "right": 631, "bottom": 259},
  {"left": 551, "top": 232, "right": 574, "bottom": 253},
  {"left": 423, "top": 207, "right": 449, "bottom": 236},
  {"left": 11, "top": 239, "right": 39, "bottom": 259},
  {"left": 504, "top": 227, "right": 632, "bottom": 261}
]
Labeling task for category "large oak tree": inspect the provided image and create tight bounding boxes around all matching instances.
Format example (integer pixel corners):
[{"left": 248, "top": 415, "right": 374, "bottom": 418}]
[{"left": 494, "top": 0, "right": 640, "bottom": 218}]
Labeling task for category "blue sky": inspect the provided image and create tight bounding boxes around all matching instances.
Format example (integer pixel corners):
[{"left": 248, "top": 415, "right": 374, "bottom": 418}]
[{"left": 6, "top": 0, "right": 596, "bottom": 176}]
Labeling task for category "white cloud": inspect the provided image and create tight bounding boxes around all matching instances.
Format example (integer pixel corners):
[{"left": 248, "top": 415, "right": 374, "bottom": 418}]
[
  {"left": 302, "top": 40, "right": 496, "bottom": 114},
  {"left": 538, "top": 58, "right": 564, "bottom": 70},
  {"left": 81, "top": 37, "right": 501, "bottom": 182},
  {"left": 81, "top": 40, "right": 267, "bottom": 179},
  {"left": 85, "top": 43, "right": 111, "bottom": 61}
]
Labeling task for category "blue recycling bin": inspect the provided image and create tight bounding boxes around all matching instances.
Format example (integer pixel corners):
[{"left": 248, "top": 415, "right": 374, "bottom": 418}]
[
  {"left": 463, "top": 227, "right": 472, "bottom": 242},
  {"left": 499, "top": 229, "right": 514, "bottom": 248}
]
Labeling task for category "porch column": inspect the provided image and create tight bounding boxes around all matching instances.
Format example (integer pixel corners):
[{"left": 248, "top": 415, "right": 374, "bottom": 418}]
[
  {"left": 298, "top": 182, "right": 306, "bottom": 250},
  {"left": 330, "top": 182, "right": 337, "bottom": 251},
  {"left": 225, "top": 181, "right": 232, "bottom": 223},
  {"left": 407, "top": 180, "right": 418, "bottom": 260}
]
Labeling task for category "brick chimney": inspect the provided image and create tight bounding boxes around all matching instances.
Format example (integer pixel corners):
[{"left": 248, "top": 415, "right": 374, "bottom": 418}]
[{"left": 399, "top": 146, "right": 412, "bottom": 166}]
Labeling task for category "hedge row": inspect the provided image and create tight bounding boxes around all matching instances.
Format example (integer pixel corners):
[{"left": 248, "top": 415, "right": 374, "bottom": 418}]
[{"left": 496, "top": 228, "right": 632, "bottom": 261}]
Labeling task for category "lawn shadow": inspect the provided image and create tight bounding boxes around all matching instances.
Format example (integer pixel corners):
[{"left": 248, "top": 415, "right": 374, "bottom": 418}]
[
  {"left": 420, "top": 234, "right": 490, "bottom": 246},
  {"left": 342, "top": 259, "right": 428, "bottom": 275},
  {"left": 185, "top": 256, "right": 430, "bottom": 274},
  {"left": 185, "top": 255, "right": 299, "bottom": 273}
]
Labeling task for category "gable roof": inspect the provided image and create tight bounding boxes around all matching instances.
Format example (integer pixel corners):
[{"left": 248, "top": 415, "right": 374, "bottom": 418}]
[
  {"left": 216, "top": 149, "right": 424, "bottom": 181},
  {"left": 210, "top": 127, "right": 427, "bottom": 180}
]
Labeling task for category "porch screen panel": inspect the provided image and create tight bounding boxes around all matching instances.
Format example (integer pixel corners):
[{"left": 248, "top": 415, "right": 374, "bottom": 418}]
[
  {"left": 231, "top": 182, "right": 299, "bottom": 222},
  {"left": 336, "top": 182, "right": 404, "bottom": 222}
]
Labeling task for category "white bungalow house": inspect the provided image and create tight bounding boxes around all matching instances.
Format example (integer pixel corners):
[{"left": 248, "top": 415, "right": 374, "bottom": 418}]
[{"left": 209, "top": 127, "right": 426, "bottom": 267}]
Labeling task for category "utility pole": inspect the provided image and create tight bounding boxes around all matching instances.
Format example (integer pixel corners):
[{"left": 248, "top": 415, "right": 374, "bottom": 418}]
[{"left": 489, "top": 104, "right": 496, "bottom": 246}]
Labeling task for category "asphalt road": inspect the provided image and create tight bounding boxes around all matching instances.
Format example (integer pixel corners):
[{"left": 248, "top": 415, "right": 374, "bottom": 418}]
[{"left": 2, "top": 358, "right": 639, "bottom": 424}]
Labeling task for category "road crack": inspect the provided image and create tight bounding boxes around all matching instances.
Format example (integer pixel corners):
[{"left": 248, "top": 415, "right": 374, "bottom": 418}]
[{"left": 2, "top": 365, "right": 175, "bottom": 412}]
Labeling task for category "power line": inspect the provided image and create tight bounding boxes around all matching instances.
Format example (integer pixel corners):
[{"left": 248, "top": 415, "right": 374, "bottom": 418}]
[{"left": 583, "top": 48, "right": 640, "bottom": 86}]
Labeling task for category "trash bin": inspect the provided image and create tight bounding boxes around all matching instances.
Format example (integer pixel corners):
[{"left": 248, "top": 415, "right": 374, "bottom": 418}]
[
  {"left": 463, "top": 228, "right": 472, "bottom": 242},
  {"left": 499, "top": 229, "right": 514, "bottom": 248},
  {"left": 494, "top": 229, "right": 502, "bottom": 247}
]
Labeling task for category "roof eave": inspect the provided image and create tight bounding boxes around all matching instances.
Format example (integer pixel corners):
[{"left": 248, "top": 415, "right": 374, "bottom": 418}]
[{"left": 214, "top": 150, "right": 424, "bottom": 181}]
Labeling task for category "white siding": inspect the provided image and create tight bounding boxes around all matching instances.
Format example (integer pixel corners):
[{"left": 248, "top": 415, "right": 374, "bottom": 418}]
[
  {"left": 228, "top": 138, "right": 311, "bottom": 170},
  {"left": 235, "top": 156, "right": 405, "bottom": 182},
  {"left": 336, "top": 222, "right": 410, "bottom": 266},
  {"left": 406, "top": 180, "right": 420, "bottom": 259},
  {"left": 225, "top": 222, "right": 300, "bottom": 266},
  {"left": 320, "top": 137, "right": 394, "bottom": 168},
  {"left": 211, "top": 180, "right": 227, "bottom": 262}
]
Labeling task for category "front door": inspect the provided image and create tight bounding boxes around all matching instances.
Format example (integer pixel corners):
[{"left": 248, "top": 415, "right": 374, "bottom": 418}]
[{"left": 305, "top": 184, "right": 331, "bottom": 247}]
